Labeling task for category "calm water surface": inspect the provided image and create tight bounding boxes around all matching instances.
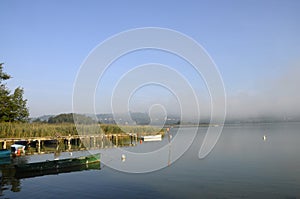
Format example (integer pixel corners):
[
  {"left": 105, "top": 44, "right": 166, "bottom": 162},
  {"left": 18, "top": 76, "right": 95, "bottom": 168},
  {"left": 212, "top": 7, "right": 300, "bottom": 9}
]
[{"left": 1, "top": 122, "right": 300, "bottom": 198}]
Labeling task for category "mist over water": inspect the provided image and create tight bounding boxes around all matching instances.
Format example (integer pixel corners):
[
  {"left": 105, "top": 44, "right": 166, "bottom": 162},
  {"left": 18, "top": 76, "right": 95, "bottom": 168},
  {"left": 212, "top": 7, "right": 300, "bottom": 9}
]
[
  {"left": 226, "top": 65, "right": 300, "bottom": 121},
  {"left": 93, "top": 63, "right": 300, "bottom": 123}
]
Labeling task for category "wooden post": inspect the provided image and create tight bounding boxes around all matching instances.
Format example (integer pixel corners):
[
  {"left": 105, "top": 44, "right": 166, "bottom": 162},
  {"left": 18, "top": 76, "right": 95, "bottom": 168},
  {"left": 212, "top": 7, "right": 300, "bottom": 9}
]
[
  {"left": 89, "top": 137, "right": 92, "bottom": 148},
  {"left": 115, "top": 135, "right": 118, "bottom": 146},
  {"left": 79, "top": 137, "right": 82, "bottom": 148},
  {"left": 56, "top": 140, "right": 60, "bottom": 151},
  {"left": 3, "top": 140, "right": 6, "bottom": 149},
  {"left": 110, "top": 135, "right": 113, "bottom": 147},
  {"left": 37, "top": 139, "right": 41, "bottom": 153},
  {"left": 68, "top": 138, "right": 71, "bottom": 150}
]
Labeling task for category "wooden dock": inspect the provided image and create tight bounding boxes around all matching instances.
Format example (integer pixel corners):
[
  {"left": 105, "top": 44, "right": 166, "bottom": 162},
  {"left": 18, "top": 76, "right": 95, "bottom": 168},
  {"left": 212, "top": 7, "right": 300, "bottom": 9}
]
[{"left": 0, "top": 133, "right": 138, "bottom": 153}]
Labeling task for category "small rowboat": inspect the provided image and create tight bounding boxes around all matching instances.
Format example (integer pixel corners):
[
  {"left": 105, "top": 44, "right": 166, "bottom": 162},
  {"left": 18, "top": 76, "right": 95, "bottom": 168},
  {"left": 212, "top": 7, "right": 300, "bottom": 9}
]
[
  {"left": 141, "top": 134, "right": 162, "bottom": 141},
  {"left": 15, "top": 153, "right": 100, "bottom": 173}
]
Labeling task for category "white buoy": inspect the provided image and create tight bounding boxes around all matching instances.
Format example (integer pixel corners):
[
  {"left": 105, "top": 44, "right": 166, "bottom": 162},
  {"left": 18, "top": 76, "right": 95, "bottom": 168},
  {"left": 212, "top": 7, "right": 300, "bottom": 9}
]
[
  {"left": 121, "top": 154, "right": 126, "bottom": 161},
  {"left": 263, "top": 135, "right": 267, "bottom": 141}
]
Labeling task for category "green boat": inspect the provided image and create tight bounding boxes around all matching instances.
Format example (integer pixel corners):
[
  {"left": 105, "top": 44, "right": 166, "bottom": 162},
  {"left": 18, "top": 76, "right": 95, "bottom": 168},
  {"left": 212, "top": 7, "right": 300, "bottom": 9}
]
[
  {"left": 14, "top": 161, "right": 100, "bottom": 179},
  {"left": 15, "top": 153, "right": 100, "bottom": 173}
]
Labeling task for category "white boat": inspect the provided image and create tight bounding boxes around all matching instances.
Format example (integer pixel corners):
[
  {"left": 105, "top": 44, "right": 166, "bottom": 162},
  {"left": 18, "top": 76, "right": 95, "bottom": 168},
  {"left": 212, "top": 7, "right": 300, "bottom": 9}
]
[
  {"left": 11, "top": 144, "right": 25, "bottom": 155},
  {"left": 141, "top": 134, "right": 162, "bottom": 142}
]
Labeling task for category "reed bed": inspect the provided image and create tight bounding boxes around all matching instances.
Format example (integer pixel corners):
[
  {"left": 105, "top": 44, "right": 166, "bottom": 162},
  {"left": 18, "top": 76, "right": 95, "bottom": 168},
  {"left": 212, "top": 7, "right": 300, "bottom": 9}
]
[{"left": 0, "top": 122, "right": 163, "bottom": 138}]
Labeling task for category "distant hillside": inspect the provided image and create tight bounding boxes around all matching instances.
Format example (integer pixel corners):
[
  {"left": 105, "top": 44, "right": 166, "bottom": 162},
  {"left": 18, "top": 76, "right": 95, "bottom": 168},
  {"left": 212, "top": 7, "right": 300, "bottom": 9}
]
[
  {"left": 32, "top": 112, "right": 300, "bottom": 126},
  {"left": 31, "top": 115, "right": 54, "bottom": 123},
  {"left": 47, "top": 113, "right": 96, "bottom": 124}
]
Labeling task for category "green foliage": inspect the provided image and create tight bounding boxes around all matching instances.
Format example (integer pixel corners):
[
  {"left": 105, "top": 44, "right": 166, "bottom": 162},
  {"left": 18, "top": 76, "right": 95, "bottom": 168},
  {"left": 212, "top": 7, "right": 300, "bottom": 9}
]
[
  {"left": 0, "top": 63, "right": 29, "bottom": 122},
  {"left": 130, "top": 112, "right": 151, "bottom": 125},
  {"left": 48, "top": 113, "right": 95, "bottom": 124}
]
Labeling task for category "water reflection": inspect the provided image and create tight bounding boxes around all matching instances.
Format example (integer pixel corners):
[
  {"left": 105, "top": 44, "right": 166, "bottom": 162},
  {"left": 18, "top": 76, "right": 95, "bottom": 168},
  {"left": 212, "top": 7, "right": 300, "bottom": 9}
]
[
  {"left": 0, "top": 158, "right": 21, "bottom": 195},
  {"left": 0, "top": 155, "right": 101, "bottom": 196},
  {"left": 25, "top": 135, "right": 137, "bottom": 155}
]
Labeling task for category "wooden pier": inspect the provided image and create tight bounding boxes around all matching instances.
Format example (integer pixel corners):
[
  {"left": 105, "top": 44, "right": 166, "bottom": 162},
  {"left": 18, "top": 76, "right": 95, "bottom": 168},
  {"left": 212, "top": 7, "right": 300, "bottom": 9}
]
[{"left": 0, "top": 133, "right": 138, "bottom": 153}]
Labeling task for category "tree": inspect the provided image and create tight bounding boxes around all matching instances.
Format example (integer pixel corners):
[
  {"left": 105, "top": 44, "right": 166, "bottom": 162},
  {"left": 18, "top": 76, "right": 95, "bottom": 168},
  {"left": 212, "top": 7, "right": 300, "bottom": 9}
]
[
  {"left": 11, "top": 87, "right": 29, "bottom": 122},
  {"left": 0, "top": 63, "right": 29, "bottom": 122}
]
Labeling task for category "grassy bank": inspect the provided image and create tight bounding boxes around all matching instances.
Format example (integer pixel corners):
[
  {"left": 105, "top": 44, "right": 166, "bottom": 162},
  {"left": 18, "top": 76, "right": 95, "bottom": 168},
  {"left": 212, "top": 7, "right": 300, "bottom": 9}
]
[{"left": 0, "top": 122, "right": 164, "bottom": 138}]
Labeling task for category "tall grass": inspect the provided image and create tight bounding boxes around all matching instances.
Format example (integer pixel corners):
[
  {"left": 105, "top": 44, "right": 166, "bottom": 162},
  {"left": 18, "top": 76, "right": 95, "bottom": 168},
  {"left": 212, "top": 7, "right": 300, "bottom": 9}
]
[{"left": 0, "top": 122, "right": 164, "bottom": 138}]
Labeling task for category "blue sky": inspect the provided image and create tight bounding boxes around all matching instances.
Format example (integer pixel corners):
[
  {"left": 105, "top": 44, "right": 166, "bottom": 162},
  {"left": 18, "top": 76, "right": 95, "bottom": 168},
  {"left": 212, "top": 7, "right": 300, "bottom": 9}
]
[{"left": 1, "top": 0, "right": 300, "bottom": 118}]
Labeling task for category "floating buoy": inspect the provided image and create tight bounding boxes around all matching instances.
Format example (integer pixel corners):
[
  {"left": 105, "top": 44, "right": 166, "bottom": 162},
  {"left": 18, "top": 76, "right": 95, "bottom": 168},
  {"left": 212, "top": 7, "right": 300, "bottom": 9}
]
[
  {"left": 263, "top": 135, "right": 267, "bottom": 141},
  {"left": 121, "top": 154, "right": 126, "bottom": 162}
]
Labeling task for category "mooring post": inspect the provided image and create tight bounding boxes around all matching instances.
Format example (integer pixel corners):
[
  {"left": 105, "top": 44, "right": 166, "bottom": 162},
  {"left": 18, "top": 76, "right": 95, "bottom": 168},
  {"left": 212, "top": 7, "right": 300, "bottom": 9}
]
[
  {"left": 37, "top": 139, "right": 41, "bottom": 153},
  {"left": 68, "top": 138, "right": 71, "bottom": 150},
  {"left": 56, "top": 140, "right": 60, "bottom": 151},
  {"left": 115, "top": 135, "right": 118, "bottom": 146},
  {"left": 3, "top": 140, "right": 6, "bottom": 149},
  {"left": 135, "top": 134, "right": 138, "bottom": 144},
  {"left": 89, "top": 137, "right": 92, "bottom": 148},
  {"left": 78, "top": 137, "right": 82, "bottom": 148},
  {"left": 110, "top": 135, "right": 113, "bottom": 146}
]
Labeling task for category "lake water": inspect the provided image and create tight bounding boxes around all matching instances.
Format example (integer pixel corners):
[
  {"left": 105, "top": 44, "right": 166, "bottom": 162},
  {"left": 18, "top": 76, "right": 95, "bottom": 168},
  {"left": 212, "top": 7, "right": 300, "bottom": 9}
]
[{"left": 1, "top": 122, "right": 300, "bottom": 198}]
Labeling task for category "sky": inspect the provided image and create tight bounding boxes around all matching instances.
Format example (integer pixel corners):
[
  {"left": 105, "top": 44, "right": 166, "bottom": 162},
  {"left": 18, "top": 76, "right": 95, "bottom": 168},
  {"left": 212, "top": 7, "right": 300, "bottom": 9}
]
[{"left": 1, "top": 0, "right": 300, "bottom": 120}]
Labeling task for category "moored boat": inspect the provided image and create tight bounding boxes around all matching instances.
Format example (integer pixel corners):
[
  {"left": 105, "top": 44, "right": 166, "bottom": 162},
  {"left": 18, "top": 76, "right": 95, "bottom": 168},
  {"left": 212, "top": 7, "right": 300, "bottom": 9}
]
[
  {"left": 11, "top": 144, "right": 26, "bottom": 156},
  {"left": 14, "top": 160, "right": 100, "bottom": 179},
  {"left": 15, "top": 153, "right": 100, "bottom": 173},
  {"left": 0, "top": 149, "right": 11, "bottom": 159},
  {"left": 141, "top": 134, "right": 162, "bottom": 141}
]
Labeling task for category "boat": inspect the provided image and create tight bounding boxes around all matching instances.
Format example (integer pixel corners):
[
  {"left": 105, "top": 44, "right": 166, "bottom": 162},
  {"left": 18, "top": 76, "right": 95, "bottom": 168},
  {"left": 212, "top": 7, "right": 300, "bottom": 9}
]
[
  {"left": 14, "top": 140, "right": 29, "bottom": 148},
  {"left": 14, "top": 153, "right": 100, "bottom": 173},
  {"left": 141, "top": 134, "right": 162, "bottom": 142},
  {"left": 11, "top": 144, "right": 25, "bottom": 156},
  {"left": 14, "top": 160, "right": 100, "bottom": 179},
  {"left": 0, "top": 149, "right": 11, "bottom": 159}
]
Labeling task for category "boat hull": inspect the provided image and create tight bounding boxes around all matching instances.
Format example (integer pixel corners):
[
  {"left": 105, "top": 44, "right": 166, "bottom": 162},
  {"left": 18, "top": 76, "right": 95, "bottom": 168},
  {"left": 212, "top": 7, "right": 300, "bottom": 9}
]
[
  {"left": 0, "top": 150, "right": 11, "bottom": 159},
  {"left": 15, "top": 161, "right": 100, "bottom": 179},
  {"left": 15, "top": 153, "right": 100, "bottom": 173}
]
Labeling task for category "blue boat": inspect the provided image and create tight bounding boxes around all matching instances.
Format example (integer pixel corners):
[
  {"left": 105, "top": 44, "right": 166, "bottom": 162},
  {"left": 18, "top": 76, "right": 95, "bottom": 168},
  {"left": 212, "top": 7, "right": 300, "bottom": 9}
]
[{"left": 0, "top": 149, "right": 11, "bottom": 159}]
